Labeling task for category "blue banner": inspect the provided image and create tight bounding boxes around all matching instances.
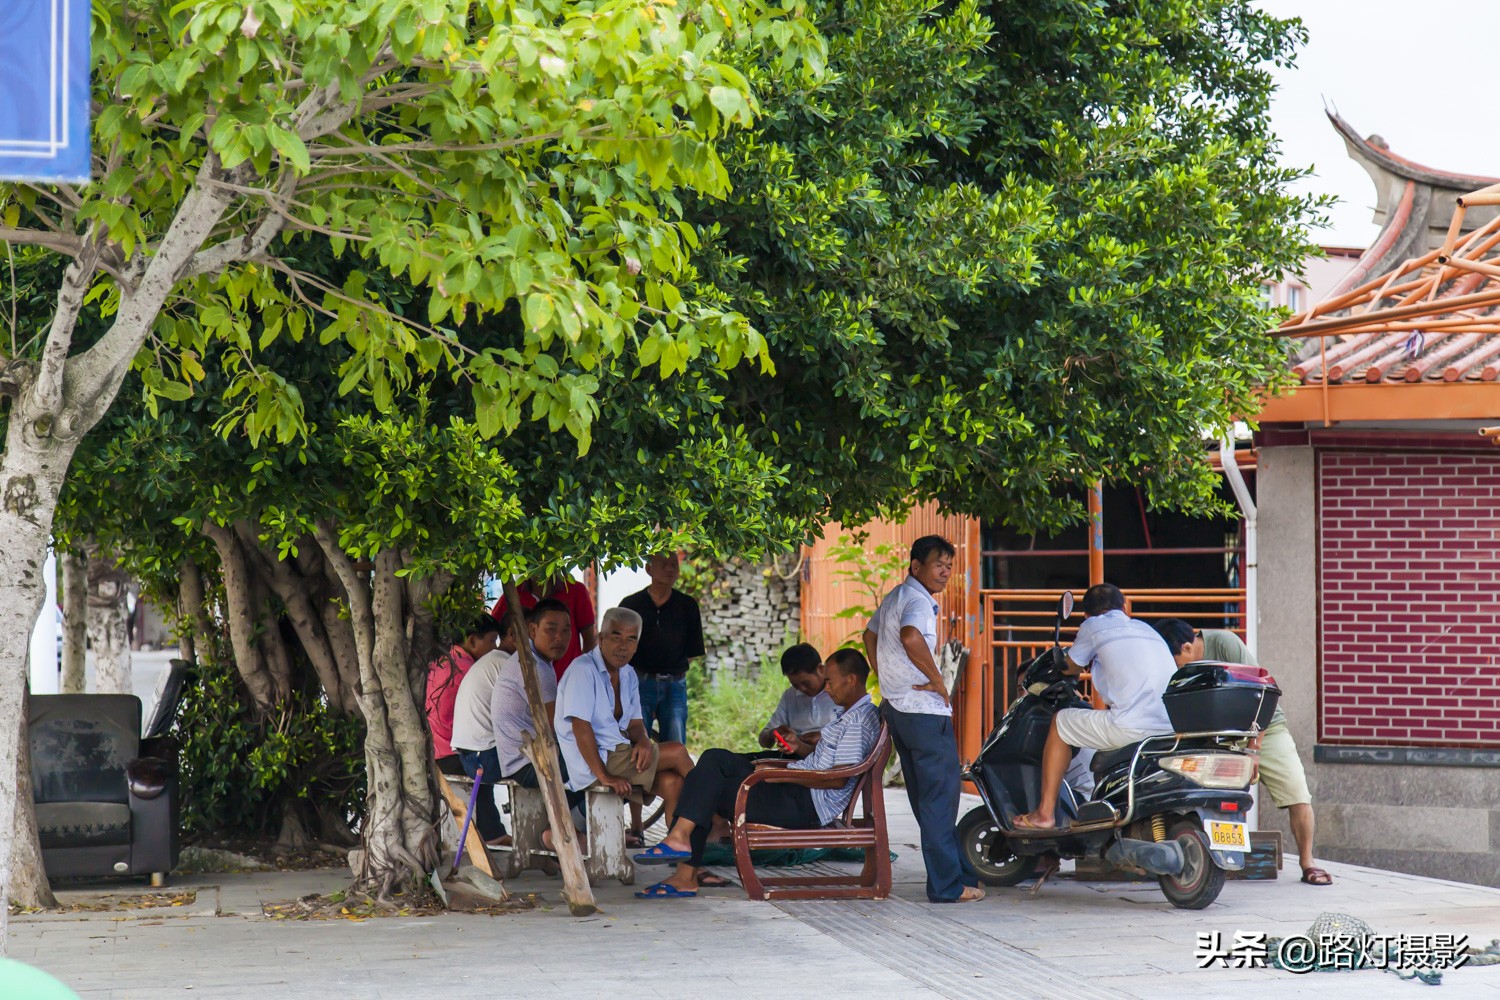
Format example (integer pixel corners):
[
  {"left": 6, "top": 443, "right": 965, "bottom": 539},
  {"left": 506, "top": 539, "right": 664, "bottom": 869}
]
[{"left": 0, "top": 0, "right": 91, "bottom": 183}]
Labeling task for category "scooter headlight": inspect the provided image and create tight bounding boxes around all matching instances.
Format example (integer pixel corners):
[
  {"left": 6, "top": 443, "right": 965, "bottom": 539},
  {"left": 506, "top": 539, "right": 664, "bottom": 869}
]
[{"left": 1159, "top": 753, "right": 1255, "bottom": 789}]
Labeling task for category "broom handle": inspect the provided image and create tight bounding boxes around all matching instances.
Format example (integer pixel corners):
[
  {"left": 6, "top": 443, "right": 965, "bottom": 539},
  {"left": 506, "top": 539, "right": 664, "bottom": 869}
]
[{"left": 452, "top": 766, "right": 484, "bottom": 873}]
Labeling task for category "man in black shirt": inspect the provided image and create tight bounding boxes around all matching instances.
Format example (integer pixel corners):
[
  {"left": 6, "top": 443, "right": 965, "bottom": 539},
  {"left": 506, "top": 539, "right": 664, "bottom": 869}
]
[{"left": 619, "top": 553, "right": 705, "bottom": 744}]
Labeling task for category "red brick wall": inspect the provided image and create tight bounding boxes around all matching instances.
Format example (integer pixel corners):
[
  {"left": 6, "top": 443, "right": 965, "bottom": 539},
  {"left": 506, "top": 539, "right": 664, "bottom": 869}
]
[{"left": 1319, "top": 450, "right": 1500, "bottom": 745}]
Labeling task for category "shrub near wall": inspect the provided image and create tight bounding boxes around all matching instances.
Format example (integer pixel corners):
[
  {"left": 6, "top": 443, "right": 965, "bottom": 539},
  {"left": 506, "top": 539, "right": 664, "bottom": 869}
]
[{"left": 685, "top": 665, "right": 786, "bottom": 756}]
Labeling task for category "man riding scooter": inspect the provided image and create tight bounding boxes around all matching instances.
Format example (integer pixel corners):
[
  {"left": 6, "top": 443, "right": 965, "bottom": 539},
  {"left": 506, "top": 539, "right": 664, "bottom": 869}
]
[{"left": 1013, "top": 583, "right": 1178, "bottom": 832}]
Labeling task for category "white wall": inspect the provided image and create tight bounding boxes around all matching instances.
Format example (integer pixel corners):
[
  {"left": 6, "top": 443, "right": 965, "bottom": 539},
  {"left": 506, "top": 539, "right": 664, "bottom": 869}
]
[
  {"left": 28, "top": 551, "right": 58, "bottom": 694},
  {"left": 598, "top": 566, "right": 650, "bottom": 616}
]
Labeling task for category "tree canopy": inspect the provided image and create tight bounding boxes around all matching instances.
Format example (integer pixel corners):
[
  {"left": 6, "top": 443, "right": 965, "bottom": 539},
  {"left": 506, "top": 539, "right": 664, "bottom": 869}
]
[{"left": 686, "top": 0, "right": 1319, "bottom": 533}]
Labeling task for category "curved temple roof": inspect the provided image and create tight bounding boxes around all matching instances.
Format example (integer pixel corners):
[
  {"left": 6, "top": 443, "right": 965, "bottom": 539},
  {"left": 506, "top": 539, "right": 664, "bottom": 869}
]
[{"left": 1260, "top": 117, "right": 1500, "bottom": 423}]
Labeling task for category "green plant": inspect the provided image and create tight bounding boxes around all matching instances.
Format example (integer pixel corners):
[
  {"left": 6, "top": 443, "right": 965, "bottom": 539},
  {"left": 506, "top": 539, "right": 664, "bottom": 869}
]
[
  {"left": 172, "top": 645, "right": 366, "bottom": 844},
  {"left": 828, "top": 533, "right": 910, "bottom": 647},
  {"left": 685, "top": 662, "right": 787, "bottom": 757}
]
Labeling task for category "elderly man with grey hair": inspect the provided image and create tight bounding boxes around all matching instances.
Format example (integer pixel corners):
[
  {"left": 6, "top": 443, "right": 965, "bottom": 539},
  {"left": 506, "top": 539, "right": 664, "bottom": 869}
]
[{"left": 555, "top": 605, "right": 694, "bottom": 826}]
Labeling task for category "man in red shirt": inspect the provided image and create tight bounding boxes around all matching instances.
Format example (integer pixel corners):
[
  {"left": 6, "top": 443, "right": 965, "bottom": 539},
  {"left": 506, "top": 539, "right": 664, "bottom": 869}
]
[{"left": 490, "top": 575, "right": 596, "bottom": 679}]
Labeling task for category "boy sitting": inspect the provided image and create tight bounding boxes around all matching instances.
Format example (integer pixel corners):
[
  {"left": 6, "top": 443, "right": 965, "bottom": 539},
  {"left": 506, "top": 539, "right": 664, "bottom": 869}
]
[{"left": 758, "top": 643, "right": 844, "bottom": 758}]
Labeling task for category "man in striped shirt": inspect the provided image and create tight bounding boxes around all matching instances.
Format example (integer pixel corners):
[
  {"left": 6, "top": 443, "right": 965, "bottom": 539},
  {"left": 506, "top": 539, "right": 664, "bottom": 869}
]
[{"left": 630, "top": 649, "right": 880, "bottom": 898}]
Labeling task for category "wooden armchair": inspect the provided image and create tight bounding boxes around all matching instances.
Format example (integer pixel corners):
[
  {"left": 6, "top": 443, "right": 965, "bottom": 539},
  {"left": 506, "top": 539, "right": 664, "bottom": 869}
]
[{"left": 730, "top": 722, "right": 892, "bottom": 901}]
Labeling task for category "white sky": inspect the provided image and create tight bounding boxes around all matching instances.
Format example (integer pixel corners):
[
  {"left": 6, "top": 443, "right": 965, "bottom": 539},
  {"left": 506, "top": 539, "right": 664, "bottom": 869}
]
[{"left": 1256, "top": 0, "right": 1500, "bottom": 248}]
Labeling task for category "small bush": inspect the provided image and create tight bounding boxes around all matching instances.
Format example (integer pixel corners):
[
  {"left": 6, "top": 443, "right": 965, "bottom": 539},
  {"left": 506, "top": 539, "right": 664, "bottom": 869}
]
[
  {"left": 172, "top": 651, "right": 365, "bottom": 841},
  {"left": 686, "top": 663, "right": 786, "bottom": 756}
]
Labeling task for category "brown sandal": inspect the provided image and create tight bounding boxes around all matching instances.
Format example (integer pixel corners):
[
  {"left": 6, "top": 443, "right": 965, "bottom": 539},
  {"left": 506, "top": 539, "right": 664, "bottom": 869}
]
[
  {"left": 1301, "top": 866, "right": 1333, "bottom": 886},
  {"left": 696, "top": 872, "right": 735, "bottom": 889}
]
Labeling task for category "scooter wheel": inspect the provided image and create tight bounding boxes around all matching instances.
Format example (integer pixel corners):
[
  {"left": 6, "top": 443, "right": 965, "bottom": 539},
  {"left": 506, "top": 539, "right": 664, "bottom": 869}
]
[
  {"left": 1158, "top": 818, "right": 1226, "bottom": 910},
  {"left": 957, "top": 806, "right": 1036, "bottom": 887}
]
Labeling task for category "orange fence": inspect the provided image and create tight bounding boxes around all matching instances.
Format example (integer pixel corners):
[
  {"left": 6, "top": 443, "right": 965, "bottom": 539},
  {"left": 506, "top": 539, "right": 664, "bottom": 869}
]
[{"left": 954, "top": 588, "right": 1247, "bottom": 763}]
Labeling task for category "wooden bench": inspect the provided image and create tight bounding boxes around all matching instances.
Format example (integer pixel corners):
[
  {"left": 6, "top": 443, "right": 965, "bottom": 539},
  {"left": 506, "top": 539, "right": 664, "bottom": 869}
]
[
  {"left": 730, "top": 722, "right": 893, "bottom": 901},
  {"left": 496, "top": 780, "right": 634, "bottom": 886}
]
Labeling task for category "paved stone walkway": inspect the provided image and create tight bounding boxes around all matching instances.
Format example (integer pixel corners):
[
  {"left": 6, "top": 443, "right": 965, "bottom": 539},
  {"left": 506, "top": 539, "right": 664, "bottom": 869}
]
[{"left": 12, "top": 795, "right": 1500, "bottom": 999}]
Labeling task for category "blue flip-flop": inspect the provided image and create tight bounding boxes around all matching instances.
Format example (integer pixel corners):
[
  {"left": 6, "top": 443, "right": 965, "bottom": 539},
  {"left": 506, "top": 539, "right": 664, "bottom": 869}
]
[
  {"left": 635, "top": 881, "right": 696, "bottom": 899},
  {"left": 633, "top": 843, "right": 691, "bottom": 865}
]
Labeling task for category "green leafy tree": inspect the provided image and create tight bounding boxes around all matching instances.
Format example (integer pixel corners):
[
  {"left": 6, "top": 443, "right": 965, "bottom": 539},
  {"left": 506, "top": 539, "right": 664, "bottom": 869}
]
[
  {"left": 0, "top": 0, "right": 820, "bottom": 931},
  {"left": 689, "top": 0, "right": 1319, "bottom": 532},
  {"left": 14, "top": 0, "right": 1322, "bottom": 925}
]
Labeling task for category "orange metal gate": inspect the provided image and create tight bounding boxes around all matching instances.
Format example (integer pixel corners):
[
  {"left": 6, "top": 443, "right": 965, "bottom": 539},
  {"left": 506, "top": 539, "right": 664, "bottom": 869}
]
[{"left": 800, "top": 507, "right": 980, "bottom": 659}]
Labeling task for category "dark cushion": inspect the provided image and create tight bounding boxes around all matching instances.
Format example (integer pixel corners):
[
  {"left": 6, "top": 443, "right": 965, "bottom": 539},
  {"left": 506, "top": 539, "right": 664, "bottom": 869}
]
[
  {"left": 36, "top": 802, "right": 132, "bottom": 849},
  {"left": 1090, "top": 741, "right": 1146, "bottom": 776},
  {"left": 29, "top": 694, "right": 141, "bottom": 805}
]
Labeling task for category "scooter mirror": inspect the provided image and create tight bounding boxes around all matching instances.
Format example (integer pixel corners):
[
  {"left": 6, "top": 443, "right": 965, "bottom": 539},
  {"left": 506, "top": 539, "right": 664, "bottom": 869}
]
[{"left": 1054, "top": 591, "right": 1074, "bottom": 646}]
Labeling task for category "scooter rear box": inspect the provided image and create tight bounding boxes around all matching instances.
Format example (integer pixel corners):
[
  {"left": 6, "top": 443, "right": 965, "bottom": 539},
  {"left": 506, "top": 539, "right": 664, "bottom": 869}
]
[{"left": 1161, "top": 660, "right": 1280, "bottom": 732}]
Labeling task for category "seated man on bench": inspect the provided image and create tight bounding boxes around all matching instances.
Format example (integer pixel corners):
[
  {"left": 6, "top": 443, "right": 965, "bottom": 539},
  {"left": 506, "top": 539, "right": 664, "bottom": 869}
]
[
  {"left": 492, "top": 598, "right": 587, "bottom": 850},
  {"left": 555, "top": 606, "right": 694, "bottom": 834},
  {"left": 630, "top": 649, "right": 878, "bottom": 899}
]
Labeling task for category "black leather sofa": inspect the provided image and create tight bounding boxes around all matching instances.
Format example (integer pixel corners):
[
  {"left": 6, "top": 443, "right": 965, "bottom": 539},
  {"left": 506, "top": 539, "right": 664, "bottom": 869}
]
[{"left": 29, "top": 694, "right": 181, "bottom": 883}]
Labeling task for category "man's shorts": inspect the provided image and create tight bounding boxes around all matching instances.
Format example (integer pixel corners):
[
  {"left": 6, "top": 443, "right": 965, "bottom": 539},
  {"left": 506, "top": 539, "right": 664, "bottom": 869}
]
[
  {"left": 1053, "top": 707, "right": 1159, "bottom": 751},
  {"left": 598, "top": 741, "right": 660, "bottom": 801},
  {"left": 1256, "top": 719, "right": 1312, "bottom": 808}
]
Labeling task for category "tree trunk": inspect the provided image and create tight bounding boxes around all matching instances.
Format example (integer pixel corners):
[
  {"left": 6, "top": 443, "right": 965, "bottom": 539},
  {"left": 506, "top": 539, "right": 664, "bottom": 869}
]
[
  {"left": 202, "top": 521, "right": 282, "bottom": 711},
  {"left": 314, "top": 528, "right": 441, "bottom": 899},
  {"left": 274, "top": 800, "right": 315, "bottom": 854},
  {"left": 505, "top": 580, "right": 596, "bottom": 916},
  {"left": 237, "top": 526, "right": 351, "bottom": 713},
  {"left": 85, "top": 545, "right": 133, "bottom": 694},
  {"left": 60, "top": 550, "right": 87, "bottom": 693},
  {"left": 315, "top": 565, "right": 363, "bottom": 715},
  {"left": 0, "top": 420, "right": 77, "bottom": 951},
  {"left": 177, "top": 558, "right": 214, "bottom": 665},
  {"left": 11, "top": 688, "right": 58, "bottom": 910},
  {"left": 0, "top": 146, "right": 304, "bottom": 951}
]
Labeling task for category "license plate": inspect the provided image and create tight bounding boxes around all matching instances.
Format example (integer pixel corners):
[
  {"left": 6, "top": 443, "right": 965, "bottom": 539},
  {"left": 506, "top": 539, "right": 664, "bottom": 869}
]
[{"left": 1208, "top": 820, "right": 1249, "bottom": 850}]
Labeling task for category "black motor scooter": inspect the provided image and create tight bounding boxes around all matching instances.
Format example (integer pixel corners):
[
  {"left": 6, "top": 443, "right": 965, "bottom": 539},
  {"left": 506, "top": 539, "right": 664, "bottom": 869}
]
[{"left": 956, "top": 592, "right": 1277, "bottom": 909}]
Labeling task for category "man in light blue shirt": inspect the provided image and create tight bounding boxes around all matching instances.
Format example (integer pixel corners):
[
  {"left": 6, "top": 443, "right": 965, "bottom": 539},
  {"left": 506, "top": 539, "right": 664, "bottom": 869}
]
[
  {"left": 554, "top": 606, "right": 694, "bottom": 824},
  {"left": 490, "top": 601, "right": 586, "bottom": 811},
  {"left": 864, "top": 535, "right": 983, "bottom": 904},
  {"left": 1014, "top": 583, "right": 1177, "bottom": 832}
]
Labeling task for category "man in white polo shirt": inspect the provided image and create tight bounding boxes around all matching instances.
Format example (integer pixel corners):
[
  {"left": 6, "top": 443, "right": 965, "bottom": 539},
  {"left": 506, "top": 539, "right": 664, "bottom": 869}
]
[
  {"left": 1013, "top": 582, "right": 1177, "bottom": 832},
  {"left": 864, "top": 535, "right": 983, "bottom": 904}
]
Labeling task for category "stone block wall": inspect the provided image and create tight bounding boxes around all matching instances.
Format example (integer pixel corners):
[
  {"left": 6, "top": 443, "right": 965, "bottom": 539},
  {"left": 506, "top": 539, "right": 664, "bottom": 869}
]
[{"left": 697, "top": 556, "right": 801, "bottom": 678}]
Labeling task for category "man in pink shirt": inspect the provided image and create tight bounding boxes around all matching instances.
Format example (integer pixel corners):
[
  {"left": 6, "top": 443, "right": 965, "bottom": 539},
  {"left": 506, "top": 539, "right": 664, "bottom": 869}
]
[
  {"left": 427, "top": 615, "right": 504, "bottom": 761},
  {"left": 490, "top": 574, "right": 597, "bottom": 679},
  {"left": 426, "top": 615, "right": 504, "bottom": 841}
]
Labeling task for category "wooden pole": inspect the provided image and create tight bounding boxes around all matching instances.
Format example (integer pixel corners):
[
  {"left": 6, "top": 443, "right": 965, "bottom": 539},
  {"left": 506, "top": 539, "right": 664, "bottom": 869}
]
[
  {"left": 1087, "top": 482, "right": 1104, "bottom": 586},
  {"left": 503, "top": 579, "right": 597, "bottom": 916}
]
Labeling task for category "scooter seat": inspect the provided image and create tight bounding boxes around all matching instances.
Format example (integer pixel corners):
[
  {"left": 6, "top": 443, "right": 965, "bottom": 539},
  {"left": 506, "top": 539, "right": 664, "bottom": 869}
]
[{"left": 1090, "top": 741, "right": 1145, "bottom": 775}]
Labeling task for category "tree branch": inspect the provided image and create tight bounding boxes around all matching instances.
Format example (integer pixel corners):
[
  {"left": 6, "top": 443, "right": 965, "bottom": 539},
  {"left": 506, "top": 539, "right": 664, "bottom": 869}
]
[
  {"left": 30, "top": 232, "right": 103, "bottom": 421},
  {"left": 179, "top": 75, "right": 374, "bottom": 281},
  {"left": 62, "top": 74, "right": 366, "bottom": 426},
  {"left": 0, "top": 228, "right": 83, "bottom": 256}
]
